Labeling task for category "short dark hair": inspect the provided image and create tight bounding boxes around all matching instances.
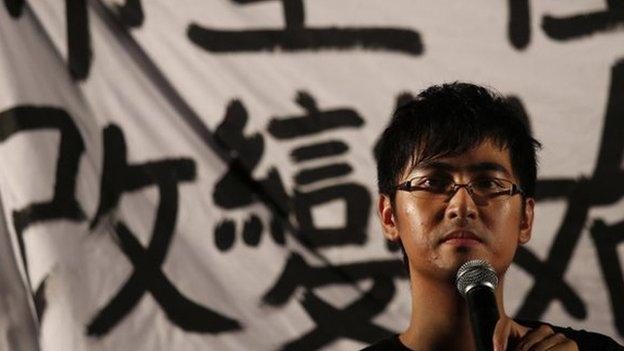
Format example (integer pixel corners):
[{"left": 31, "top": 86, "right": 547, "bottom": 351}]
[{"left": 376, "top": 82, "right": 541, "bottom": 202}]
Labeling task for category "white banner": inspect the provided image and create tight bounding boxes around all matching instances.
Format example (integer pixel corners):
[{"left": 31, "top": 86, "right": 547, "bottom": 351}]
[{"left": 0, "top": 1, "right": 622, "bottom": 350}]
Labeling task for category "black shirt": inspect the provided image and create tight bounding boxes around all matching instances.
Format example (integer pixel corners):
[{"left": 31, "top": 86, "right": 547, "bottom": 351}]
[
  {"left": 360, "top": 335, "right": 410, "bottom": 350},
  {"left": 360, "top": 320, "right": 624, "bottom": 350}
]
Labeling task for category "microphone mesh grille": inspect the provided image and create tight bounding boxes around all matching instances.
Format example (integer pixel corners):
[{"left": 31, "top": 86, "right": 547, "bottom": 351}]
[{"left": 455, "top": 259, "right": 499, "bottom": 296}]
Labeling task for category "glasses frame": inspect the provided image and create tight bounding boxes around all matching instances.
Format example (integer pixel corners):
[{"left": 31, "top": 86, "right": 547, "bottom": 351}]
[{"left": 395, "top": 176, "right": 525, "bottom": 203}]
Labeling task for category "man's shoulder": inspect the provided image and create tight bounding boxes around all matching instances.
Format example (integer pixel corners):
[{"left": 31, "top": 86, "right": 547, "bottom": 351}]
[
  {"left": 359, "top": 334, "right": 412, "bottom": 351},
  {"left": 360, "top": 323, "right": 623, "bottom": 351},
  {"left": 517, "top": 319, "right": 624, "bottom": 351}
]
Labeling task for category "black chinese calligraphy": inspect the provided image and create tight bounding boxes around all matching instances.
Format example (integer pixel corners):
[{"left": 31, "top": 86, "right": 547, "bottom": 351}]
[
  {"left": 66, "top": 0, "right": 91, "bottom": 79},
  {"left": 508, "top": 1, "right": 624, "bottom": 49},
  {"left": 543, "top": 0, "right": 624, "bottom": 41},
  {"left": 212, "top": 99, "right": 290, "bottom": 251},
  {"left": 507, "top": 0, "right": 531, "bottom": 49},
  {"left": 212, "top": 92, "right": 372, "bottom": 251},
  {"left": 0, "top": 106, "right": 86, "bottom": 293},
  {"left": 513, "top": 58, "right": 624, "bottom": 338},
  {"left": 263, "top": 252, "right": 407, "bottom": 349},
  {"left": 292, "top": 184, "right": 370, "bottom": 248},
  {"left": 3, "top": 0, "right": 91, "bottom": 79},
  {"left": 87, "top": 124, "right": 242, "bottom": 336},
  {"left": 3, "top": 0, "right": 24, "bottom": 17},
  {"left": 2, "top": 0, "right": 146, "bottom": 80},
  {"left": 591, "top": 219, "right": 624, "bottom": 336},
  {"left": 0, "top": 106, "right": 245, "bottom": 335},
  {"left": 115, "top": 0, "right": 144, "bottom": 27},
  {"left": 269, "top": 91, "right": 371, "bottom": 248},
  {"left": 188, "top": 0, "right": 423, "bottom": 55},
  {"left": 211, "top": 91, "right": 383, "bottom": 348},
  {"left": 282, "top": 279, "right": 394, "bottom": 351}
]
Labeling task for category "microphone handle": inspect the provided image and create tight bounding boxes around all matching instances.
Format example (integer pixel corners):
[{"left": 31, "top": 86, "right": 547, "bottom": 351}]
[{"left": 466, "top": 285, "right": 500, "bottom": 351}]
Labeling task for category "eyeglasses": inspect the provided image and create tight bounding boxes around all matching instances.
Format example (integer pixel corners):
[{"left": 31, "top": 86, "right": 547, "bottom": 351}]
[{"left": 395, "top": 176, "right": 524, "bottom": 205}]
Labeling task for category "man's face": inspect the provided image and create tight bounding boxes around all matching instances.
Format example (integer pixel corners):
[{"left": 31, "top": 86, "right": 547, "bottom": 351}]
[{"left": 378, "top": 140, "right": 534, "bottom": 282}]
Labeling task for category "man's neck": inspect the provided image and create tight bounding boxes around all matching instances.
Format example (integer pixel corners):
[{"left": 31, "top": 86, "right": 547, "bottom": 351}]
[{"left": 399, "top": 274, "right": 506, "bottom": 351}]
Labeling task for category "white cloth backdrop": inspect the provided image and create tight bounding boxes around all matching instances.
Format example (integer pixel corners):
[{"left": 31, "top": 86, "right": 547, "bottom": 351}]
[{"left": 0, "top": 1, "right": 623, "bottom": 350}]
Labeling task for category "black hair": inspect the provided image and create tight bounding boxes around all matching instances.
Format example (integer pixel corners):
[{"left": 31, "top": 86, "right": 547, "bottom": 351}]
[{"left": 376, "top": 82, "right": 541, "bottom": 201}]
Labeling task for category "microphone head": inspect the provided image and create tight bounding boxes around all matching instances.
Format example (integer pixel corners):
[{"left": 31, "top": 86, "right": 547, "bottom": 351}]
[{"left": 455, "top": 259, "right": 499, "bottom": 297}]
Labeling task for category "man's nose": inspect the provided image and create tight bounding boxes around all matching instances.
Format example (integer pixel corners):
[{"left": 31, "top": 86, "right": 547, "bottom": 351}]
[{"left": 445, "top": 186, "right": 478, "bottom": 221}]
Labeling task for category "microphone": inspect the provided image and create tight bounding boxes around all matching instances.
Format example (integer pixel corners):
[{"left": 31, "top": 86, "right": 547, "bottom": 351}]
[{"left": 455, "top": 260, "right": 500, "bottom": 351}]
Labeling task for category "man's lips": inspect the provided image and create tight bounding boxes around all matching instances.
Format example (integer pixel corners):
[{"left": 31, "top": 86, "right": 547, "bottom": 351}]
[{"left": 440, "top": 230, "right": 483, "bottom": 245}]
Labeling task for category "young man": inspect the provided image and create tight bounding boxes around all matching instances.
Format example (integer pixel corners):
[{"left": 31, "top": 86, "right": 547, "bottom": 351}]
[{"left": 363, "top": 83, "right": 623, "bottom": 350}]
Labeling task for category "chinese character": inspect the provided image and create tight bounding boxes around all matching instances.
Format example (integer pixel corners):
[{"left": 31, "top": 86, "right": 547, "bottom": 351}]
[{"left": 188, "top": 0, "right": 423, "bottom": 55}]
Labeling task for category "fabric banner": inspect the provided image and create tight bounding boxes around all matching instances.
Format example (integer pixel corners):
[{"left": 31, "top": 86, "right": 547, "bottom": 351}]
[{"left": 0, "top": 1, "right": 622, "bottom": 350}]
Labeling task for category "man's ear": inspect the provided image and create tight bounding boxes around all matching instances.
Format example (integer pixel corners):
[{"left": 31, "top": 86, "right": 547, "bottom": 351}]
[
  {"left": 519, "top": 197, "right": 534, "bottom": 244},
  {"left": 378, "top": 194, "right": 400, "bottom": 242}
]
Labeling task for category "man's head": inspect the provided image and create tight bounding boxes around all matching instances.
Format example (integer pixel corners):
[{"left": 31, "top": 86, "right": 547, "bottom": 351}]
[
  {"left": 375, "top": 82, "right": 541, "bottom": 281},
  {"left": 376, "top": 82, "right": 540, "bottom": 202}
]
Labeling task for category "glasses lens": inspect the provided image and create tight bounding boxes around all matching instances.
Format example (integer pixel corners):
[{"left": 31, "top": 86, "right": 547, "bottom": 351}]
[
  {"left": 401, "top": 177, "right": 517, "bottom": 203},
  {"left": 409, "top": 177, "right": 453, "bottom": 197},
  {"left": 470, "top": 179, "right": 512, "bottom": 200}
]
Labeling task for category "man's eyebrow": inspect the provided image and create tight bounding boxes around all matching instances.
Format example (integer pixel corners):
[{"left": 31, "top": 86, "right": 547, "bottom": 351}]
[
  {"left": 413, "top": 161, "right": 455, "bottom": 172},
  {"left": 412, "top": 161, "right": 512, "bottom": 177},
  {"left": 466, "top": 162, "right": 512, "bottom": 176}
]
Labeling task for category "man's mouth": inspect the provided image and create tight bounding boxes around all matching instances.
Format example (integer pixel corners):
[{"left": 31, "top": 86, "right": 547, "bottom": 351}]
[{"left": 440, "top": 230, "right": 483, "bottom": 246}]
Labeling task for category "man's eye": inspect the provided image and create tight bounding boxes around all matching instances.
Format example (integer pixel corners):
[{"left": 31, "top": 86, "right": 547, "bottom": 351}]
[
  {"left": 416, "top": 177, "right": 451, "bottom": 190},
  {"left": 472, "top": 178, "right": 504, "bottom": 190}
]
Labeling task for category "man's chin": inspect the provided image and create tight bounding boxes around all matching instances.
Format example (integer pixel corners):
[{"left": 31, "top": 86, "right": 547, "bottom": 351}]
[
  {"left": 409, "top": 250, "right": 494, "bottom": 283},
  {"left": 439, "top": 252, "right": 492, "bottom": 278},
  {"left": 443, "top": 245, "right": 489, "bottom": 264}
]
